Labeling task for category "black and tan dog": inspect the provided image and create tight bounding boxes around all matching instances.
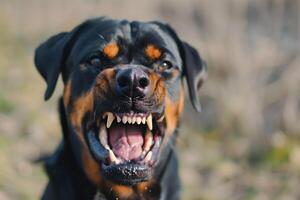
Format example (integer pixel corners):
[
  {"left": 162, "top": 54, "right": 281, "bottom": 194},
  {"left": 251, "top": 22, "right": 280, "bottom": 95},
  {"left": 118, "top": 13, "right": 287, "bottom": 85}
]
[{"left": 35, "top": 17, "right": 207, "bottom": 200}]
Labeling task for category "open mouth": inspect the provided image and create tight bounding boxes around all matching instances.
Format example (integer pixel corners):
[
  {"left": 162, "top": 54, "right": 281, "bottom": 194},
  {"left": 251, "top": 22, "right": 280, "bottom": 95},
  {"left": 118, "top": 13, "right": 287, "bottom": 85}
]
[{"left": 86, "top": 111, "right": 165, "bottom": 185}]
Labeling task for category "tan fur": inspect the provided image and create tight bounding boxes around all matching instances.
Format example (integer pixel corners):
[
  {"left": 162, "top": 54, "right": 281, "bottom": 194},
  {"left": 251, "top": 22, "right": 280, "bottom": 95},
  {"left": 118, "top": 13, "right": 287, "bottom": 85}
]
[
  {"left": 103, "top": 43, "right": 119, "bottom": 59},
  {"left": 145, "top": 44, "right": 161, "bottom": 60},
  {"left": 165, "top": 85, "right": 185, "bottom": 134},
  {"left": 63, "top": 81, "right": 71, "bottom": 108}
]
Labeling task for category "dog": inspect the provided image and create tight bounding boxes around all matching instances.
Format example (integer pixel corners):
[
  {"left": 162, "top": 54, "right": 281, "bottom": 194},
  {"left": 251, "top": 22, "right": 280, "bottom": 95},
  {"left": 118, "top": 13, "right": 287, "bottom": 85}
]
[{"left": 34, "top": 17, "right": 207, "bottom": 200}]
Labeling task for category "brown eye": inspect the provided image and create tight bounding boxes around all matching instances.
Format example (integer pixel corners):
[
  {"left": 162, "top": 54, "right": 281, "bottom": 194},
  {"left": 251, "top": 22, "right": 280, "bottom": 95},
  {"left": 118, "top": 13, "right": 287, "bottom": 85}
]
[
  {"left": 160, "top": 61, "right": 173, "bottom": 70},
  {"left": 89, "top": 57, "right": 102, "bottom": 67}
]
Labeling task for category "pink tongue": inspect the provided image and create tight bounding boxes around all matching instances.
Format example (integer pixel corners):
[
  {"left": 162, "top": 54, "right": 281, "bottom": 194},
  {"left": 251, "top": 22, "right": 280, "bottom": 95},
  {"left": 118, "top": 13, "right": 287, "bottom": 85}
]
[{"left": 108, "top": 124, "right": 144, "bottom": 160}]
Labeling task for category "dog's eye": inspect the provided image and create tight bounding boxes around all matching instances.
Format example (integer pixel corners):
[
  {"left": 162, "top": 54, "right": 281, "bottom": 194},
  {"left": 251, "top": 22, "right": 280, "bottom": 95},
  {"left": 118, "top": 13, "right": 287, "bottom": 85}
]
[
  {"left": 89, "top": 57, "right": 102, "bottom": 67},
  {"left": 160, "top": 61, "right": 173, "bottom": 70}
]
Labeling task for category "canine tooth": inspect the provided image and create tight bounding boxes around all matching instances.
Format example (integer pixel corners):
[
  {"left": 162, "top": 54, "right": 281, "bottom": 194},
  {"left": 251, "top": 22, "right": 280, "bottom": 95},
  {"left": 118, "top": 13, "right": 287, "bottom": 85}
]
[
  {"left": 128, "top": 117, "right": 132, "bottom": 124},
  {"left": 144, "top": 151, "right": 153, "bottom": 162},
  {"left": 122, "top": 116, "right": 127, "bottom": 124},
  {"left": 157, "top": 115, "right": 165, "bottom": 122},
  {"left": 102, "top": 112, "right": 109, "bottom": 119},
  {"left": 132, "top": 116, "right": 136, "bottom": 124},
  {"left": 142, "top": 117, "right": 146, "bottom": 124},
  {"left": 108, "top": 149, "right": 120, "bottom": 164},
  {"left": 136, "top": 117, "right": 142, "bottom": 124},
  {"left": 116, "top": 115, "right": 121, "bottom": 123},
  {"left": 106, "top": 112, "right": 115, "bottom": 128},
  {"left": 146, "top": 114, "right": 153, "bottom": 130},
  {"left": 143, "top": 129, "right": 153, "bottom": 152},
  {"left": 99, "top": 124, "right": 109, "bottom": 149}
]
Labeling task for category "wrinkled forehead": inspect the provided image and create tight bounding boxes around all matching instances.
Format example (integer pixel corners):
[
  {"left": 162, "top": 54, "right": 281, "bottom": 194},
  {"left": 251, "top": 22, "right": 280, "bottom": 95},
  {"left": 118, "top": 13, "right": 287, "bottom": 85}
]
[{"left": 70, "top": 20, "right": 181, "bottom": 66}]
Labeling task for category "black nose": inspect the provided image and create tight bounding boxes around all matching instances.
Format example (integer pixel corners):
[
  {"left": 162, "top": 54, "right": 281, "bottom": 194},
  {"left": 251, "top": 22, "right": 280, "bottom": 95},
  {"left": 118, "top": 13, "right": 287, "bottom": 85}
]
[{"left": 116, "top": 67, "right": 150, "bottom": 98}]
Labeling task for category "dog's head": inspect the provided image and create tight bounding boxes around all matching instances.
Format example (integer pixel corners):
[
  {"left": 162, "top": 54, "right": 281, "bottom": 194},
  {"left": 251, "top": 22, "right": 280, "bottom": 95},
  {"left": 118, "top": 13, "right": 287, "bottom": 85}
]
[{"left": 35, "top": 17, "right": 206, "bottom": 189}]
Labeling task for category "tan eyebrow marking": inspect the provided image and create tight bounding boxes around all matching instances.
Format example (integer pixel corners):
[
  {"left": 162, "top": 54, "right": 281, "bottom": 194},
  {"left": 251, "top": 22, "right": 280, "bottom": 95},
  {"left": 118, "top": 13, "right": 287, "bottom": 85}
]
[
  {"left": 103, "top": 42, "right": 119, "bottom": 59},
  {"left": 145, "top": 44, "right": 161, "bottom": 60}
]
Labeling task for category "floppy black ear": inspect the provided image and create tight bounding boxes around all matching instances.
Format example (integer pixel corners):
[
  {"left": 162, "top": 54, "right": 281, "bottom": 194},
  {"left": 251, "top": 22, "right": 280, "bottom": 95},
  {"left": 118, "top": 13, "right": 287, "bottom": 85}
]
[
  {"left": 34, "top": 32, "right": 72, "bottom": 100},
  {"left": 155, "top": 22, "right": 207, "bottom": 112},
  {"left": 34, "top": 18, "right": 96, "bottom": 100},
  {"left": 180, "top": 42, "right": 207, "bottom": 112}
]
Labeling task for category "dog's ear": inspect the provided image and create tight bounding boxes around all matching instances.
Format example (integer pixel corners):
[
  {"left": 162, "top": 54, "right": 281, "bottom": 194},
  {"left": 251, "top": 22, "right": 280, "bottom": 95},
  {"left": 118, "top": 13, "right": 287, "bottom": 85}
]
[
  {"left": 34, "top": 18, "right": 95, "bottom": 100},
  {"left": 156, "top": 22, "right": 207, "bottom": 112},
  {"left": 180, "top": 42, "right": 207, "bottom": 112},
  {"left": 34, "top": 32, "right": 72, "bottom": 100}
]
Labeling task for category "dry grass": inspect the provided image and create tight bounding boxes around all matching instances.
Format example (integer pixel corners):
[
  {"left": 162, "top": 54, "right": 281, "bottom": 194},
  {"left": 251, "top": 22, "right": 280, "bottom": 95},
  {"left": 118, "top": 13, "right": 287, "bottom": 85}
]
[{"left": 0, "top": 0, "right": 300, "bottom": 199}]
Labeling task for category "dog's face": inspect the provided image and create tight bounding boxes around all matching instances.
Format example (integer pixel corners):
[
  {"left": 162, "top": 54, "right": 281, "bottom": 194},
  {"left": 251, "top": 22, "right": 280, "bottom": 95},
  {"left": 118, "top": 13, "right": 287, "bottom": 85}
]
[{"left": 35, "top": 17, "right": 206, "bottom": 191}]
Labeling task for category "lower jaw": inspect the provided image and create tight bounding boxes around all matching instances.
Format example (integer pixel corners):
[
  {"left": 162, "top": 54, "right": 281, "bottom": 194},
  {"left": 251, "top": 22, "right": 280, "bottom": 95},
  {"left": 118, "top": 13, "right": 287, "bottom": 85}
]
[
  {"left": 87, "top": 130, "right": 155, "bottom": 185},
  {"left": 101, "top": 162, "right": 152, "bottom": 185}
]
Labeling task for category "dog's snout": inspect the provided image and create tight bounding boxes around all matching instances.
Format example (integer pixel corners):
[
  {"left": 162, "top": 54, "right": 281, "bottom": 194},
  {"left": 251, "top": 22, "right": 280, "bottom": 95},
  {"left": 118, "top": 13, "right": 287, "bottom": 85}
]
[{"left": 116, "top": 67, "right": 150, "bottom": 98}]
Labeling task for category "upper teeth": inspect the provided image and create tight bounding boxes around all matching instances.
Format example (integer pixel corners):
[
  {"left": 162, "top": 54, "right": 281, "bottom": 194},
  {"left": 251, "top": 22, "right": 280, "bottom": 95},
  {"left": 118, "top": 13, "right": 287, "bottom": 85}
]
[
  {"left": 146, "top": 114, "right": 152, "bottom": 130},
  {"left": 103, "top": 112, "right": 154, "bottom": 130},
  {"left": 116, "top": 115, "right": 121, "bottom": 123},
  {"left": 142, "top": 117, "right": 146, "bottom": 124},
  {"left": 136, "top": 117, "right": 142, "bottom": 124},
  {"left": 106, "top": 112, "right": 115, "bottom": 128}
]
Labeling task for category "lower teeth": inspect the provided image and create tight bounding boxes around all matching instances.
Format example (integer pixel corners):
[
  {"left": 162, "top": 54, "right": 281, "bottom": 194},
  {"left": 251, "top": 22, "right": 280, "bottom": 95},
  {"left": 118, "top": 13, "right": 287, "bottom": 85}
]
[{"left": 99, "top": 124, "right": 109, "bottom": 149}]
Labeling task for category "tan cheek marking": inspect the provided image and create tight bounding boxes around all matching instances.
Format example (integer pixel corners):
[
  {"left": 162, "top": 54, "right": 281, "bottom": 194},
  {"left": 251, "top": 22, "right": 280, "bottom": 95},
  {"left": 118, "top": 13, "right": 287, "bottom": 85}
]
[
  {"left": 68, "top": 69, "right": 117, "bottom": 187},
  {"left": 82, "top": 137, "right": 102, "bottom": 186},
  {"left": 155, "top": 79, "right": 166, "bottom": 105},
  {"left": 103, "top": 42, "right": 119, "bottom": 59},
  {"left": 145, "top": 44, "right": 161, "bottom": 60},
  {"left": 69, "top": 91, "right": 93, "bottom": 128},
  {"left": 178, "top": 85, "right": 185, "bottom": 115},
  {"left": 170, "top": 69, "right": 179, "bottom": 78},
  {"left": 165, "top": 85, "right": 185, "bottom": 134},
  {"left": 95, "top": 68, "right": 117, "bottom": 98},
  {"left": 148, "top": 73, "right": 166, "bottom": 105},
  {"left": 100, "top": 68, "right": 116, "bottom": 82},
  {"left": 68, "top": 91, "right": 103, "bottom": 185},
  {"left": 148, "top": 72, "right": 160, "bottom": 91},
  {"left": 63, "top": 81, "right": 71, "bottom": 108}
]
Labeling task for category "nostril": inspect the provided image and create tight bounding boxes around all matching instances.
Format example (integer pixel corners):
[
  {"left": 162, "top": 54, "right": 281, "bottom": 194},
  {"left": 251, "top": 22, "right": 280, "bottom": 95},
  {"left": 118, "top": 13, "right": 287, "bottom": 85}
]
[
  {"left": 116, "top": 67, "right": 150, "bottom": 98},
  {"left": 138, "top": 77, "right": 149, "bottom": 88},
  {"left": 117, "top": 76, "right": 130, "bottom": 88}
]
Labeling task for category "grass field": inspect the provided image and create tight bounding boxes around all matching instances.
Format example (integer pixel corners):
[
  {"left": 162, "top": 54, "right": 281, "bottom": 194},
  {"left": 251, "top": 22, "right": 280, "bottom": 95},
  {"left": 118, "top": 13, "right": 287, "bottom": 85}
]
[{"left": 0, "top": 0, "right": 300, "bottom": 199}]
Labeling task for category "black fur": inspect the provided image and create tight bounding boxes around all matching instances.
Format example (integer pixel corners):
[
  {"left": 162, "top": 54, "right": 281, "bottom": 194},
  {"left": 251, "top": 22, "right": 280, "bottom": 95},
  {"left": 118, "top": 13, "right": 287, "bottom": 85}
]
[{"left": 35, "top": 17, "right": 206, "bottom": 200}]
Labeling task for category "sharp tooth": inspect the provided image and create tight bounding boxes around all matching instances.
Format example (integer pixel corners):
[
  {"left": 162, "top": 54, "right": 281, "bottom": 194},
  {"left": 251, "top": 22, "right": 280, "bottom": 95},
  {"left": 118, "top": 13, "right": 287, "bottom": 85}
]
[
  {"left": 157, "top": 115, "right": 165, "bottom": 122},
  {"left": 108, "top": 149, "right": 120, "bottom": 164},
  {"left": 99, "top": 124, "right": 109, "bottom": 149},
  {"left": 142, "top": 117, "right": 146, "bottom": 124},
  {"left": 136, "top": 117, "right": 142, "bottom": 124},
  {"left": 106, "top": 112, "right": 115, "bottom": 128},
  {"left": 146, "top": 114, "right": 153, "bottom": 130},
  {"left": 102, "top": 112, "right": 109, "bottom": 119},
  {"left": 116, "top": 115, "right": 121, "bottom": 123},
  {"left": 122, "top": 116, "right": 127, "bottom": 124},
  {"left": 128, "top": 117, "right": 132, "bottom": 124},
  {"left": 132, "top": 116, "right": 136, "bottom": 124},
  {"left": 143, "top": 129, "right": 153, "bottom": 152},
  {"left": 144, "top": 151, "right": 152, "bottom": 162}
]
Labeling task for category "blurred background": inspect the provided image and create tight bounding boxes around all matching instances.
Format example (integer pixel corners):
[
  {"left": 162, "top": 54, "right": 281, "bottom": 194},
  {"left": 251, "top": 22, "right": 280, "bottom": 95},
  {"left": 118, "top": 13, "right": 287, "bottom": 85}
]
[{"left": 0, "top": 0, "right": 300, "bottom": 199}]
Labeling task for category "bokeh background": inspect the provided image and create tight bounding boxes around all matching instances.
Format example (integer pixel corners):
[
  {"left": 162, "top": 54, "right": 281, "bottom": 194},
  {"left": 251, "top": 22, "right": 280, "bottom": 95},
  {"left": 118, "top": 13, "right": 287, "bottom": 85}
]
[{"left": 0, "top": 0, "right": 300, "bottom": 199}]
